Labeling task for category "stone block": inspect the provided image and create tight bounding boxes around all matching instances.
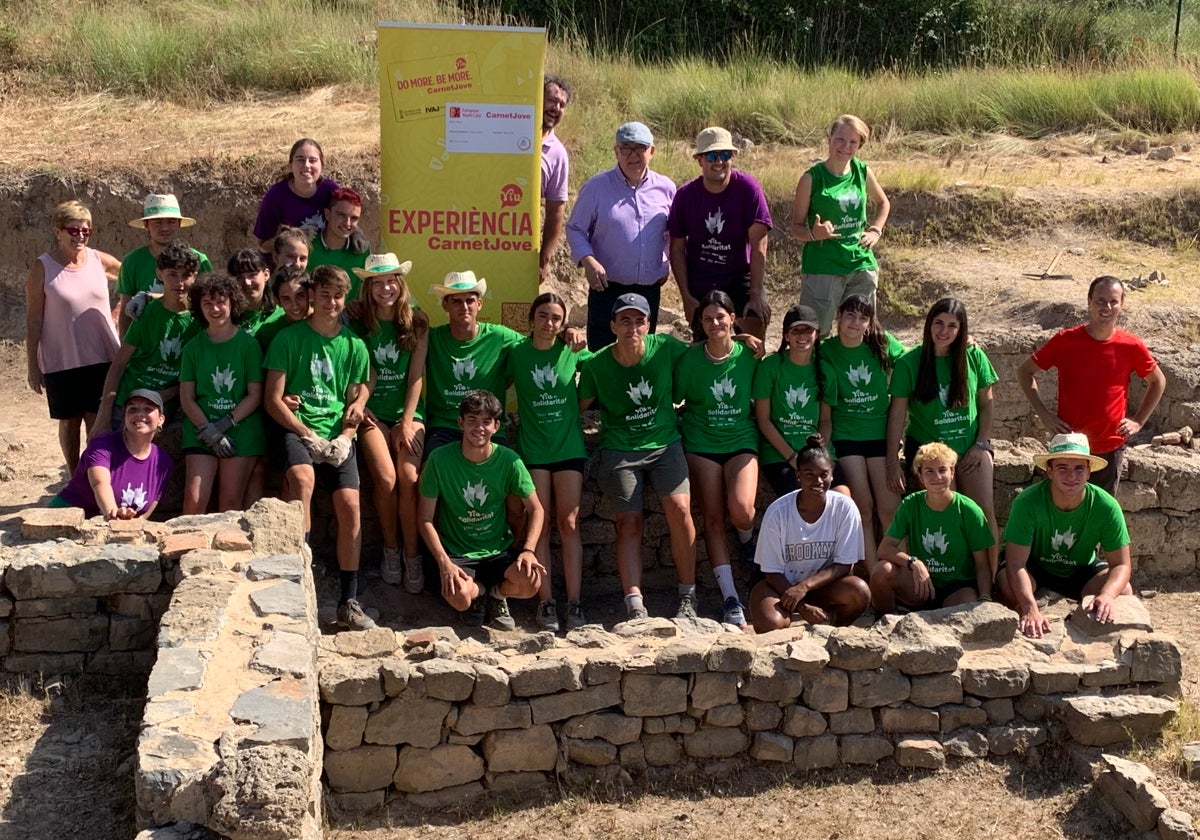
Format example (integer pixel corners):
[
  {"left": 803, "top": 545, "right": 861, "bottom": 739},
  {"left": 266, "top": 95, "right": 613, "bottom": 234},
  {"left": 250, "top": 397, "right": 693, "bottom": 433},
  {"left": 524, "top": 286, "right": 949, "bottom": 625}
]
[
  {"left": 623, "top": 673, "right": 688, "bottom": 717},
  {"left": 471, "top": 664, "right": 511, "bottom": 707},
  {"left": 156, "top": 576, "right": 237, "bottom": 648},
  {"left": 1072, "top": 595, "right": 1153, "bottom": 636},
  {"left": 1158, "top": 809, "right": 1195, "bottom": 840},
  {"left": 1081, "top": 660, "right": 1132, "bottom": 687},
  {"left": 1182, "top": 742, "right": 1200, "bottom": 780},
  {"left": 485, "top": 771, "right": 547, "bottom": 794},
  {"left": 739, "top": 651, "right": 804, "bottom": 702},
  {"left": 691, "top": 671, "right": 739, "bottom": 710},
  {"left": 335, "top": 627, "right": 400, "bottom": 659},
  {"left": 743, "top": 700, "right": 783, "bottom": 731},
  {"left": 683, "top": 727, "right": 748, "bottom": 758},
  {"left": 941, "top": 704, "right": 989, "bottom": 733},
  {"left": 826, "top": 626, "right": 886, "bottom": 670},
  {"left": 751, "top": 731, "right": 794, "bottom": 762},
  {"left": 319, "top": 657, "right": 384, "bottom": 706},
  {"left": 643, "top": 713, "right": 695, "bottom": 734},
  {"left": 880, "top": 705, "right": 939, "bottom": 734},
  {"left": 885, "top": 613, "right": 962, "bottom": 675},
  {"left": 1029, "top": 662, "right": 1085, "bottom": 695},
  {"left": 240, "top": 498, "right": 306, "bottom": 556},
  {"left": 988, "top": 723, "right": 1047, "bottom": 756},
  {"left": 983, "top": 697, "right": 1015, "bottom": 725},
  {"left": 530, "top": 682, "right": 622, "bottom": 724},
  {"left": 829, "top": 707, "right": 875, "bottom": 735},
  {"left": 380, "top": 658, "right": 411, "bottom": 697},
  {"left": 960, "top": 661, "right": 1029, "bottom": 698},
  {"left": 642, "top": 733, "right": 682, "bottom": 766},
  {"left": 582, "top": 654, "right": 623, "bottom": 686},
  {"left": 1094, "top": 758, "right": 1167, "bottom": 833},
  {"left": 840, "top": 735, "right": 893, "bottom": 765},
  {"left": 802, "top": 668, "right": 849, "bottom": 713},
  {"left": 147, "top": 647, "right": 206, "bottom": 696},
  {"left": 782, "top": 706, "right": 827, "bottom": 737},
  {"left": 895, "top": 738, "right": 945, "bottom": 769},
  {"left": 109, "top": 614, "right": 157, "bottom": 651},
  {"left": 324, "top": 745, "right": 398, "bottom": 793},
  {"left": 405, "top": 781, "right": 486, "bottom": 808},
  {"left": 785, "top": 638, "right": 831, "bottom": 675},
  {"left": 6, "top": 543, "right": 161, "bottom": 598},
  {"left": 565, "top": 737, "right": 617, "bottom": 766},
  {"left": 849, "top": 667, "right": 910, "bottom": 707},
  {"left": 1015, "top": 693, "right": 1049, "bottom": 722},
  {"left": 231, "top": 679, "right": 314, "bottom": 751},
  {"left": 329, "top": 789, "right": 386, "bottom": 814},
  {"left": 136, "top": 728, "right": 219, "bottom": 825},
  {"left": 482, "top": 724, "right": 558, "bottom": 772},
  {"left": 562, "top": 712, "right": 642, "bottom": 745},
  {"left": 249, "top": 580, "right": 305, "bottom": 619},
  {"left": 246, "top": 553, "right": 305, "bottom": 582},
  {"left": 0, "top": 597, "right": 12, "bottom": 619},
  {"left": 393, "top": 744, "right": 485, "bottom": 793},
  {"left": 3, "top": 652, "right": 84, "bottom": 673},
  {"left": 655, "top": 637, "right": 711, "bottom": 674},
  {"left": 619, "top": 742, "right": 647, "bottom": 772},
  {"left": 251, "top": 630, "right": 313, "bottom": 678},
  {"left": 417, "top": 659, "right": 477, "bottom": 701},
  {"left": 325, "top": 705, "right": 368, "bottom": 751},
  {"left": 13, "top": 597, "right": 97, "bottom": 618},
  {"left": 1128, "top": 634, "right": 1184, "bottom": 684},
  {"left": 454, "top": 702, "right": 532, "bottom": 736},
  {"left": 19, "top": 507, "right": 85, "bottom": 540},
  {"left": 612, "top": 617, "right": 678, "bottom": 638},
  {"left": 794, "top": 734, "right": 839, "bottom": 770},
  {"left": 159, "top": 531, "right": 212, "bottom": 559},
  {"left": 704, "top": 703, "right": 744, "bottom": 728},
  {"left": 705, "top": 634, "right": 757, "bottom": 672},
  {"left": 909, "top": 673, "right": 962, "bottom": 707},
  {"left": 13, "top": 614, "right": 107, "bottom": 653},
  {"left": 944, "top": 730, "right": 989, "bottom": 758},
  {"left": 509, "top": 658, "right": 582, "bottom": 697},
  {"left": 1062, "top": 696, "right": 1178, "bottom": 747},
  {"left": 920, "top": 601, "right": 1018, "bottom": 644},
  {"left": 88, "top": 650, "right": 155, "bottom": 675},
  {"left": 213, "top": 529, "right": 252, "bottom": 551},
  {"left": 365, "top": 696, "right": 451, "bottom": 747}
]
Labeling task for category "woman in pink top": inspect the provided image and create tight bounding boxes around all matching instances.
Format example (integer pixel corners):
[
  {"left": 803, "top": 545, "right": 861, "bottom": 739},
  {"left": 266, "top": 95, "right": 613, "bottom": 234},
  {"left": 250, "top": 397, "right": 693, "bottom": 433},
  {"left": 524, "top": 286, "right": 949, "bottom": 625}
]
[{"left": 25, "top": 200, "right": 122, "bottom": 473}]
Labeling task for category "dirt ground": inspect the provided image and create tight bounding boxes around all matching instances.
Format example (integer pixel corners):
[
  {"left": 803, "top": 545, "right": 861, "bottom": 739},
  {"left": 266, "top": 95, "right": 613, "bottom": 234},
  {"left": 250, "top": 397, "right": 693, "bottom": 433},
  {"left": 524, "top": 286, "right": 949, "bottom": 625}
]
[{"left": 2, "top": 90, "right": 1200, "bottom": 839}]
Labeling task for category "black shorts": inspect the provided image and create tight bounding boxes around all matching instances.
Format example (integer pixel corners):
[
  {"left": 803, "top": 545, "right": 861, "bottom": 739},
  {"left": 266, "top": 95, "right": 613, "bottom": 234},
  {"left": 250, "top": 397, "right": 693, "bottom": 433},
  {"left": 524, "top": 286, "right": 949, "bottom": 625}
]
[
  {"left": 282, "top": 432, "right": 360, "bottom": 492},
  {"left": 833, "top": 438, "right": 889, "bottom": 460},
  {"left": 688, "top": 448, "right": 757, "bottom": 467},
  {"left": 688, "top": 274, "right": 758, "bottom": 335},
  {"left": 1025, "top": 556, "right": 1109, "bottom": 602},
  {"left": 44, "top": 361, "right": 110, "bottom": 420},
  {"left": 451, "top": 549, "right": 517, "bottom": 590},
  {"left": 524, "top": 457, "right": 587, "bottom": 475}
]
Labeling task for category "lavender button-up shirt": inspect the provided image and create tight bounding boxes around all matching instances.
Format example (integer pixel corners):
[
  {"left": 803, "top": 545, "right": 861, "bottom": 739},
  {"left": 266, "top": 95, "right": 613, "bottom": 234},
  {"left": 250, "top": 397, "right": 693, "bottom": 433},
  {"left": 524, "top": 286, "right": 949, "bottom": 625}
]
[{"left": 566, "top": 166, "right": 677, "bottom": 287}]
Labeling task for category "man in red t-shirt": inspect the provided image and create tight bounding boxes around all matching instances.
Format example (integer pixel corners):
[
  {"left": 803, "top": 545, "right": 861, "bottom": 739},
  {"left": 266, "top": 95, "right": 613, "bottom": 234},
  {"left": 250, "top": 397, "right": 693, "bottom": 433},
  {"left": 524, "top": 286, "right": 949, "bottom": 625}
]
[{"left": 1017, "top": 276, "right": 1165, "bottom": 494}]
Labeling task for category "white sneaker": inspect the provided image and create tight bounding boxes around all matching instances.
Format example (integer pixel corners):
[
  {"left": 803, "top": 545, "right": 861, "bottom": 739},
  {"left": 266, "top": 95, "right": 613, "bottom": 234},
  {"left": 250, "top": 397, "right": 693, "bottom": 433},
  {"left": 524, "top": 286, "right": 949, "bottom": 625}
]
[{"left": 381, "top": 546, "right": 403, "bottom": 585}]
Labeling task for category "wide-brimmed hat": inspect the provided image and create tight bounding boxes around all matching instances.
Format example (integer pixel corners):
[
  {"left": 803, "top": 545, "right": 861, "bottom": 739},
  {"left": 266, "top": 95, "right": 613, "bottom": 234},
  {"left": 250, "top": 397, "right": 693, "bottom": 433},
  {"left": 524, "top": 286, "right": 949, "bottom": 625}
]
[
  {"left": 128, "top": 194, "right": 196, "bottom": 228},
  {"left": 352, "top": 253, "right": 413, "bottom": 280},
  {"left": 611, "top": 292, "right": 651, "bottom": 318},
  {"left": 126, "top": 388, "right": 165, "bottom": 412},
  {"left": 431, "top": 270, "right": 487, "bottom": 301},
  {"left": 1032, "top": 432, "right": 1108, "bottom": 472},
  {"left": 694, "top": 126, "right": 738, "bottom": 156}
]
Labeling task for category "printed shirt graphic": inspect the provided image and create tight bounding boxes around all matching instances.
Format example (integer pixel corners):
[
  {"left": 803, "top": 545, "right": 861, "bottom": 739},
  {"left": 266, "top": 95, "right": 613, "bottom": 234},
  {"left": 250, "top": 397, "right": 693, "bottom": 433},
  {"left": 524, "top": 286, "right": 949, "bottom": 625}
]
[
  {"left": 752, "top": 352, "right": 822, "bottom": 464},
  {"left": 1003, "top": 481, "right": 1129, "bottom": 576},
  {"left": 890, "top": 344, "right": 999, "bottom": 454},
  {"left": 264, "top": 321, "right": 369, "bottom": 440},
  {"left": 419, "top": 443, "right": 535, "bottom": 559},
  {"left": 754, "top": 490, "right": 862, "bottom": 584},
  {"left": 425, "top": 322, "right": 523, "bottom": 431},
  {"left": 820, "top": 333, "right": 906, "bottom": 442},
  {"left": 179, "top": 329, "right": 266, "bottom": 455},
  {"left": 674, "top": 341, "right": 758, "bottom": 453},
  {"left": 800, "top": 158, "right": 878, "bottom": 275},
  {"left": 578, "top": 333, "right": 688, "bottom": 451},
  {"left": 116, "top": 246, "right": 213, "bottom": 296},
  {"left": 117, "top": 298, "right": 201, "bottom": 405},
  {"left": 507, "top": 338, "right": 590, "bottom": 464},
  {"left": 355, "top": 320, "right": 424, "bottom": 424},
  {"left": 57, "top": 431, "right": 172, "bottom": 518},
  {"left": 886, "top": 491, "right": 993, "bottom": 585}
]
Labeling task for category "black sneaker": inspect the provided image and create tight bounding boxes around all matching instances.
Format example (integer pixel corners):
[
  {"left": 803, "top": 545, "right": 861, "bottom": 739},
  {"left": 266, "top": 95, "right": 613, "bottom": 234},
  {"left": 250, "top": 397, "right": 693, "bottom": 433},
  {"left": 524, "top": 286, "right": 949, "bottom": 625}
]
[
  {"left": 487, "top": 592, "right": 516, "bottom": 631},
  {"left": 536, "top": 600, "right": 560, "bottom": 632},
  {"left": 461, "top": 594, "right": 486, "bottom": 627},
  {"left": 565, "top": 601, "right": 587, "bottom": 631}
]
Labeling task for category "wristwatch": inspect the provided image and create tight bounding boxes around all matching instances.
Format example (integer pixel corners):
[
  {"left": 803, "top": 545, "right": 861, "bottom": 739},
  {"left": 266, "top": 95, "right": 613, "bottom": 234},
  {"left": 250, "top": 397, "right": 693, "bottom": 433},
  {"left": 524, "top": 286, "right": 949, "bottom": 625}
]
[
  {"left": 975, "top": 440, "right": 994, "bottom": 453},
  {"left": 906, "top": 556, "right": 918, "bottom": 569}
]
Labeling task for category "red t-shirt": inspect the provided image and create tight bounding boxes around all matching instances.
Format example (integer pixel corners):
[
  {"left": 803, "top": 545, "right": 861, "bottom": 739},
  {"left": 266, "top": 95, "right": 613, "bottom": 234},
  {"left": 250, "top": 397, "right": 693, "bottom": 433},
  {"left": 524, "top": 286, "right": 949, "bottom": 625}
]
[{"left": 1031, "top": 325, "right": 1157, "bottom": 453}]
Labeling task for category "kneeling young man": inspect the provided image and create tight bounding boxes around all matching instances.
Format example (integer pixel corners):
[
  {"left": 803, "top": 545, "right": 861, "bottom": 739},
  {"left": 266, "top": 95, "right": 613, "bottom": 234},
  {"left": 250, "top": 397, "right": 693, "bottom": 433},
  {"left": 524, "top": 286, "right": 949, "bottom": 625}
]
[
  {"left": 997, "top": 432, "right": 1133, "bottom": 638},
  {"left": 871, "top": 442, "right": 994, "bottom": 614},
  {"left": 419, "top": 390, "right": 546, "bottom": 630}
]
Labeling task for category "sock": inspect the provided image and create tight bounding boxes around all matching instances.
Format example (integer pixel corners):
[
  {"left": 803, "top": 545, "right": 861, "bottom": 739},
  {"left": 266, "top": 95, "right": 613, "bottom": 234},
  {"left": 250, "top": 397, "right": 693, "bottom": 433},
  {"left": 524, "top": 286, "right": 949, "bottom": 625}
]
[
  {"left": 736, "top": 527, "right": 754, "bottom": 544},
  {"left": 713, "top": 564, "right": 738, "bottom": 602},
  {"left": 339, "top": 570, "right": 358, "bottom": 604},
  {"left": 678, "top": 583, "right": 697, "bottom": 599},
  {"left": 625, "top": 593, "right": 645, "bottom": 614}
]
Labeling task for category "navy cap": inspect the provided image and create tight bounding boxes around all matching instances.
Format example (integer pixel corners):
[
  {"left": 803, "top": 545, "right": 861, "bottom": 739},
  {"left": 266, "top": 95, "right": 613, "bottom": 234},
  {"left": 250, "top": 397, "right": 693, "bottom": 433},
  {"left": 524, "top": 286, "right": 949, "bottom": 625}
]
[{"left": 611, "top": 293, "right": 651, "bottom": 318}]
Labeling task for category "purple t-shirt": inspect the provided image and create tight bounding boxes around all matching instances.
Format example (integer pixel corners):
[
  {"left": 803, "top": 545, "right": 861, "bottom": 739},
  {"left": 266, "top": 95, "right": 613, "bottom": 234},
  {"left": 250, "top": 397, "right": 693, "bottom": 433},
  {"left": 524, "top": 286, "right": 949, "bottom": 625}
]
[
  {"left": 667, "top": 170, "right": 772, "bottom": 296},
  {"left": 541, "top": 131, "right": 569, "bottom": 203},
  {"left": 253, "top": 178, "right": 341, "bottom": 241},
  {"left": 57, "top": 431, "right": 172, "bottom": 518}
]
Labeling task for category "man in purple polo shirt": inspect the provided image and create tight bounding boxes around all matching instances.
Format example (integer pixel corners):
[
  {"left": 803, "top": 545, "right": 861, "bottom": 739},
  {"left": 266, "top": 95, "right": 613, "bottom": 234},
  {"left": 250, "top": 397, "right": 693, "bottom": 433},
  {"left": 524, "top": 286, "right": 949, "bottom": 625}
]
[
  {"left": 540, "top": 75, "right": 571, "bottom": 285},
  {"left": 566, "top": 121, "right": 677, "bottom": 350},
  {"left": 668, "top": 126, "right": 773, "bottom": 339}
]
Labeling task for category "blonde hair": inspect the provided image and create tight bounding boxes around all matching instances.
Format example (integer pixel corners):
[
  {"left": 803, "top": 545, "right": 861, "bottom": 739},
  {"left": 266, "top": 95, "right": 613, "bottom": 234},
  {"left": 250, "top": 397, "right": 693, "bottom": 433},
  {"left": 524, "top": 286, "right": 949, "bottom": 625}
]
[
  {"left": 829, "top": 114, "right": 870, "bottom": 146},
  {"left": 50, "top": 200, "right": 92, "bottom": 229},
  {"left": 913, "top": 442, "right": 958, "bottom": 472}
]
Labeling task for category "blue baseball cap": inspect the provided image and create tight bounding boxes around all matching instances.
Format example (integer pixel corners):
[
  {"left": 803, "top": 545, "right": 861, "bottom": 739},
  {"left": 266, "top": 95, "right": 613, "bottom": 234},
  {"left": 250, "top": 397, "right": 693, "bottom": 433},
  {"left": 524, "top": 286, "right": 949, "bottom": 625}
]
[{"left": 611, "top": 293, "right": 651, "bottom": 318}]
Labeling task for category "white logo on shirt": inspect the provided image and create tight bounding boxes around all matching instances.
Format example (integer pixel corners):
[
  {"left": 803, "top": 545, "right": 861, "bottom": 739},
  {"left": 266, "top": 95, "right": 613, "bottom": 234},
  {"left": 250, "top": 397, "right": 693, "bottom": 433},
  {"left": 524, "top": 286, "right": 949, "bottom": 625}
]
[
  {"left": 120, "top": 482, "right": 148, "bottom": 511},
  {"left": 451, "top": 356, "right": 477, "bottom": 382},
  {"left": 835, "top": 189, "right": 862, "bottom": 213},
  {"left": 938, "top": 384, "right": 950, "bottom": 405},
  {"left": 785, "top": 384, "right": 810, "bottom": 409},
  {"left": 211, "top": 365, "right": 235, "bottom": 394},
  {"left": 309, "top": 354, "right": 334, "bottom": 382},
  {"left": 159, "top": 335, "right": 183, "bottom": 361},
  {"left": 711, "top": 376, "right": 736, "bottom": 403},
  {"left": 922, "top": 527, "right": 949, "bottom": 555},
  {"left": 846, "top": 362, "right": 872, "bottom": 387},
  {"left": 627, "top": 377, "right": 653, "bottom": 406},
  {"left": 375, "top": 342, "right": 400, "bottom": 365},
  {"left": 531, "top": 363, "right": 558, "bottom": 390},
  {"left": 463, "top": 480, "right": 488, "bottom": 509},
  {"left": 1051, "top": 529, "right": 1076, "bottom": 551},
  {"left": 705, "top": 207, "right": 725, "bottom": 235}
]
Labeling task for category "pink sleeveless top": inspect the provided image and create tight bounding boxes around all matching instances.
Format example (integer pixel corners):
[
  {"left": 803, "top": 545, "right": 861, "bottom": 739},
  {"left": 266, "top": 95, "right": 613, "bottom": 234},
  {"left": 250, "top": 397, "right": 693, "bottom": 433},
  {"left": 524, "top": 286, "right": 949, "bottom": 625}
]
[{"left": 37, "top": 248, "right": 119, "bottom": 374}]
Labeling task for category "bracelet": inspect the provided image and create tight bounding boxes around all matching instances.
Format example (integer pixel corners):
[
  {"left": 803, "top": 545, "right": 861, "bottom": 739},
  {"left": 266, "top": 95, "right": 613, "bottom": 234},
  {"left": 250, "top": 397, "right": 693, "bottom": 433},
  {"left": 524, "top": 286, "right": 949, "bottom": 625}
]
[
  {"left": 868, "top": 225, "right": 883, "bottom": 235},
  {"left": 979, "top": 594, "right": 993, "bottom": 602},
  {"left": 789, "top": 451, "right": 798, "bottom": 462}
]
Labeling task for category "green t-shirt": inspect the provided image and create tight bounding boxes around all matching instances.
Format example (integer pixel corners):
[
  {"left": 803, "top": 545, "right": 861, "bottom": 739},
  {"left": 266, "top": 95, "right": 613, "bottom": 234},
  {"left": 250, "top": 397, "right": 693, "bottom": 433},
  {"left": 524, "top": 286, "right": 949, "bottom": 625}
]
[
  {"left": 307, "top": 234, "right": 368, "bottom": 299},
  {"left": 890, "top": 344, "right": 998, "bottom": 455},
  {"left": 425, "top": 322, "right": 523, "bottom": 431},
  {"left": 800, "top": 158, "right": 877, "bottom": 276},
  {"left": 117, "top": 298, "right": 201, "bottom": 406},
  {"left": 821, "top": 332, "right": 905, "bottom": 443},
  {"left": 116, "top": 245, "right": 213, "bottom": 296},
  {"left": 578, "top": 333, "right": 688, "bottom": 451},
  {"left": 353, "top": 320, "right": 424, "bottom": 424},
  {"left": 263, "top": 321, "right": 369, "bottom": 440},
  {"left": 419, "top": 443, "right": 535, "bottom": 559},
  {"left": 179, "top": 329, "right": 266, "bottom": 456},
  {"left": 674, "top": 341, "right": 758, "bottom": 453},
  {"left": 255, "top": 313, "right": 301, "bottom": 353},
  {"left": 1003, "top": 480, "right": 1129, "bottom": 576},
  {"left": 751, "top": 352, "right": 822, "bottom": 464},
  {"left": 507, "top": 338, "right": 590, "bottom": 465},
  {"left": 887, "top": 491, "right": 994, "bottom": 585},
  {"left": 240, "top": 305, "right": 286, "bottom": 341}
]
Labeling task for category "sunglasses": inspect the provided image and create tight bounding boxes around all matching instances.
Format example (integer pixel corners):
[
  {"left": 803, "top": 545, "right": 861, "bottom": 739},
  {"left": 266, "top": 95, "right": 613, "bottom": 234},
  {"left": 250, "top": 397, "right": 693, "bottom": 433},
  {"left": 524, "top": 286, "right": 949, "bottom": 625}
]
[
  {"left": 63, "top": 226, "right": 93, "bottom": 237},
  {"left": 703, "top": 151, "right": 733, "bottom": 163}
]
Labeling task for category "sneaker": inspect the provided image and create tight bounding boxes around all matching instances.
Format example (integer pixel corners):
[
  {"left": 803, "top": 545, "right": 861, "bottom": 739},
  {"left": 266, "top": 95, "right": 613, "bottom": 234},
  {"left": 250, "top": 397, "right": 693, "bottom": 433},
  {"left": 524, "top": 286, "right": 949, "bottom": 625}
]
[
  {"left": 402, "top": 554, "right": 424, "bottom": 595},
  {"left": 565, "top": 601, "right": 587, "bottom": 631},
  {"left": 722, "top": 596, "right": 748, "bottom": 627},
  {"left": 675, "top": 593, "right": 698, "bottom": 620},
  {"left": 627, "top": 602, "right": 649, "bottom": 620},
  {"left": 738, "top": 532, "right": 758, "bottom": 565},
  {"left": 487, "top": 592, "right": 516, "bottom": 631},
  {"left": 536, "top": 600, "right": 560, "bottom": 632},
  {"left": 336, "top": 599, "right": 377, "bottom": 631},
  {"left": 380, "top": 546, "right": 403, "bottom": 586},
  {"left": 461, "top": 594, "right": 486, "bottom": 627}
]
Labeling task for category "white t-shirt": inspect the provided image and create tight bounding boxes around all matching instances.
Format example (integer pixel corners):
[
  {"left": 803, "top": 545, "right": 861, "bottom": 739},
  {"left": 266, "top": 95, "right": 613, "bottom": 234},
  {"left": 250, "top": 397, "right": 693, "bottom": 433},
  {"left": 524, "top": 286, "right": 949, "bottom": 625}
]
[{"left": 754, "top": 490, "right": 863, "bottom": 584}]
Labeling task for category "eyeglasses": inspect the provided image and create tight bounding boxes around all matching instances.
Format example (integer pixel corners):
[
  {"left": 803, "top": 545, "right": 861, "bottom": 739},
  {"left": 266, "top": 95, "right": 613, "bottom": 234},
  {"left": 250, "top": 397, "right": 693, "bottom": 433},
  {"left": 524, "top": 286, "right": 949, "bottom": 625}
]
[
  {"left": 618, "top": 144, "right": 648, "bottom": 155},
  {"left": 703, "top": 151, "right": 733, "bottom": 163},
  {"left": 63, "top": 226, "right": 92, "bottom": 237}
]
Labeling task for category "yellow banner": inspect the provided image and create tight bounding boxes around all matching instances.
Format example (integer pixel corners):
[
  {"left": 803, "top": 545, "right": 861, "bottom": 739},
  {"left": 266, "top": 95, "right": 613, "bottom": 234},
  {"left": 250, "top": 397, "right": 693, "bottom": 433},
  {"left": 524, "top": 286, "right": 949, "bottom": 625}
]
[{"left": 378, "top": 23, "right": 546, "bottom": 328}]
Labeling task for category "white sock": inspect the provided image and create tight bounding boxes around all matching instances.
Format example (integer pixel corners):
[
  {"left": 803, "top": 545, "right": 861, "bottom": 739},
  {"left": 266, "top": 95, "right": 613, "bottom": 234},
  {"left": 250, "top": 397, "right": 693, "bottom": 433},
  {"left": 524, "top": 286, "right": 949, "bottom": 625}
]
[
  {"left": 625, "top": 593, "right": 645, "bottom": 614},
  {"left": 712, "top": 564, "right": 738, "bottom": 602},
  {"left": 736, "top": 528, "right": 754, "bottom": 544}
]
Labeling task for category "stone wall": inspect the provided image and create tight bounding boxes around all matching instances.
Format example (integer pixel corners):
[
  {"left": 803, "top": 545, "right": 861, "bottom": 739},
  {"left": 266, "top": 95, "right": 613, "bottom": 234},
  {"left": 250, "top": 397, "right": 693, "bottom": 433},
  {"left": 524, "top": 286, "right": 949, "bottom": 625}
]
[{"left": 316, "top": 599, "right": 1181, "bottom": 811}]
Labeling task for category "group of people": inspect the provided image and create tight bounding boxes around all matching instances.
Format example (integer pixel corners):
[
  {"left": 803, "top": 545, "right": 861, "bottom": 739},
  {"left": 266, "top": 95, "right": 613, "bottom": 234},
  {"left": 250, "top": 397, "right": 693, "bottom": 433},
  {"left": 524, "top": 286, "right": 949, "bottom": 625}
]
[{"left": 24, "top": 81, "right": 1164, "bottom": 638}]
